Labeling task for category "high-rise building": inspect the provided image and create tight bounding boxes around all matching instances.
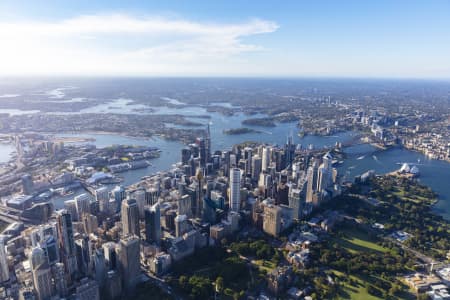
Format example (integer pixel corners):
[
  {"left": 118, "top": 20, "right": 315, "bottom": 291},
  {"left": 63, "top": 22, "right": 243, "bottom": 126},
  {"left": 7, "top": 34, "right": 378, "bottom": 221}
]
[
  {"left": 32, "top": 261, "right": 53, "bottom": 300},
  {"left": 206, "top": 123, "right": 211, "bottom": 164},
  {"left": 102, "top": 242, "right": 117, "bottom": 271},
  {"left": 145, "top": 187, "right": 159, "bottom": 206},
  {"left": 195, "top": 168, "right": 204, "bottom": 218},
  {"left": 75, "top": 235, "right": 91, "bottom": 277},
  {"left": 229, "top": 168, "right": 241, "bottom": 212},
  {"left": 196, "top": 137, "right": 207, "bottom": 168},
  {"left": 117, "top": 236, "right": 140, "bottom": 292},
  {"left": 131, "top": 189, "right": 146, "bottom": 218},
  {"left": 0, "top": 235, "right": 9, "bottom": 283},
  {"left": 64, "top": 200, "right": 77, "bottom": 221},
  {"left": 284, "top": 135, "right": 296, "bottom": 168},
  {"left": 262, "top": 147, "right": 271, "bottom": 172},
  {"left": 263, "top": 205, "right": 282, "bottom": 237},
  {"left": 75, "top": 193, "right": 91, "bottom": 221},
  {"left": 288, "top": 188, "right": 304, "bottom": 220},
  {"left": 121, "top": 199, "right": 140, "bottom": 237},
  {"left": 56, "top": 210, "right": 78, "bottom": 279},
  {"left": 144, "top": 203, "right": 161, "bottom": 244},
  {"left": 30, "top": 247, "right": 46, "bottom": 272},
  {"left": 306, "top": 161, "right": 319, "bottom": 206},
  {"left": 41, "top": 235, "right": 59, "bottom": 265},
  {"left": 82, "top": 213, "right": 98, "bottom": 235},
  {"left": 75, "top": 278, "right": 100, "bottom": 300},
  {"left": 317, "top": 152, "right": 333, "bottom": 194},
  {"left": 276, "top": 182, "right": 289, "bottom": 206},
  {"left": 243, "top": 147, "right": 253, "bottom": 176},
  {"left": 251, "top": 155, "right": 262, "bottom": 181},
  {"left": 92, "top": 249, "right": 107, "bottom": 288},
  {"left": 174, "top": 214, "right": 188, "bottom": 237},
  {"left": 52, "top": 263, "right": 68, "bottom": 298},
  {"left": 112, "top": 185, "right": 126, "bottom": 212},
  {"left": 178, "top": 194, "right": 191, "bottom": 217},
  {"left": 95, "top": 187, "right": 109, "bottom": 213},
  {"left": 21, "top": 174, "right": 34, "bottom": 195},
  {"left": 105, "top": 270, "right": 122, "bottom": 300},
  {"left": 181, "top": 148, "right": 192, "bottom": 165}
]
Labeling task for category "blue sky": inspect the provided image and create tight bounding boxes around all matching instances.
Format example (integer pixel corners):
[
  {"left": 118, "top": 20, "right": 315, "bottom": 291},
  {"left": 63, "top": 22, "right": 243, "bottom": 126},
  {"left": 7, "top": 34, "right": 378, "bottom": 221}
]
[{"left": 0, "top": 0, "right": 449, "bottom": 78}]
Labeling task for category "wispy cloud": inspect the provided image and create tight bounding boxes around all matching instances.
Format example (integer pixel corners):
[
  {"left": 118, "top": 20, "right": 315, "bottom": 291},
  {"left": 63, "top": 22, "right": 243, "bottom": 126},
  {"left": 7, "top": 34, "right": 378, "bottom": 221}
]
[{"left": 0, "top": 14, "right": 279, "bottom": 76}]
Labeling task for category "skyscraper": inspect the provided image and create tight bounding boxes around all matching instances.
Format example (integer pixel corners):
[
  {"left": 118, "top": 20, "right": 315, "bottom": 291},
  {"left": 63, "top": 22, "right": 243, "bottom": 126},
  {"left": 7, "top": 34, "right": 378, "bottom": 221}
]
[
  {"left": 21, "top": 174, "right": 34, "bottom": 195},
  {"left": 317, "top": 152, "right": 333, "bottom": 192},
  {"left": 263, "top": 205, "right": 282, "bottom": 237},
  {"left": 288, "top": 188, "right": 304, "bottom": 220},
  {"left": 75, "top": 235, "right": 91, "bottom": 277},
  {"left": 75, "top": 193, "right": 91, "bottom": 221},
  {"left": 251, "top": 155, "right": 262, "bottom": 181},
  {"left": 145, "top": 187, "right": 159, "bottom": 206},
  {"left": 56, "top": 210, "right": 78, "bottom": 279},
  {"left": 178, "top": 194, "right": 192, "bottom": 217},
  {"left": 306, "top": 161, "right": 319, "bottom": 206},
  {"left": 121, "top": 199, "right": 140, "bottom": 237},
  {"left": 181, "top": 148, "right": 192, "bottom": 165},
  {"left": 284, "top": 134, "right": 296, "bottom": 168},
  {"left": 174, "top": 214, "right": 188, "bottom": 237},
  {"left": 117, "top": 235, "right": 140, "bottom": 292},
  {"left": 132, "top": 189, "right": 146, "bottom": 218},
  {"left": 112, "top": 185, "right": 126, "bottom": 212},
  {"left": 243, "top": 147, "right": 253, "bottom": 176},
  {"left": 229, "top": 168, "right": 241, "bottom": 212},
  {"left": 32, "top": 262, "right": 53, "bottom": 300},
  {"left": 0, "top": 235, "right": 9, "bottom": 283},
  {"left": 41, "top": 235, "right": 59, "bottom": 265},
  {"left": 262, "top": 146, "right": 271, "bottom": 171},
  {"left": 195, "top": 168, "right": 204, "bottom": 218},
  {"left": 205, "top": 123, "right": 211, "bottom": 164},
  {"left": 52, "top": 263, "right": 68, "bottom": 297},
  {"left": 196, "top": 137, "right": 207, "bottom": 168},
  {"left": 144, "top": 203, "right": 161, "bottom": 244},
  {"left": 75, "top": 277, "right": 100, "bottom": 300},
  {"left": 102, "top": 242, "right": 117, "bottom": 271},
  {"left": 95, "top": 187, "right": 109, "bottom": 213},
  {"left": 30, "top": 247, "right": 46, "bottom": 272}
]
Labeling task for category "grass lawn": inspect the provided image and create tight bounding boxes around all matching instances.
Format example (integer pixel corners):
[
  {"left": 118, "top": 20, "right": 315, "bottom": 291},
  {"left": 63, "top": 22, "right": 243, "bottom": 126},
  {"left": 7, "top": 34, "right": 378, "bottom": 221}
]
[
  {"left": 335, "top": 274, "right": 382, "bottom": 300},
  {"left": 392, "top": 187, "right": 433, "bottom": 205},
  {"left": 252, "top": 259, "right": 276, "bottom": 273},
  {"left": 332, "top": 227, "right": 389, "bottom": 254},
  {"left": 331, "top": 270, "right": 414, "bottom": 300}
]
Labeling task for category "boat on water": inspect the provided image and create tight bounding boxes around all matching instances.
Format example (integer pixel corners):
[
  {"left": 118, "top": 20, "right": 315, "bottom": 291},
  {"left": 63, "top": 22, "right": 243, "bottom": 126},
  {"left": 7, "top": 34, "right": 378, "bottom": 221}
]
[
  {"left": 356, "top": 155, "right": 365, "bottom": 160},
  {"left": 62, "top": 190, "right": 74, "bottom": 196}
]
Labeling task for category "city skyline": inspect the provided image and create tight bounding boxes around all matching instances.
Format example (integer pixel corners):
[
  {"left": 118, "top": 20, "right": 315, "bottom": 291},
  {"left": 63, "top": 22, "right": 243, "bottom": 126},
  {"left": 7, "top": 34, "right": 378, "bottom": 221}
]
[{"left": 0, "top": 0, "right": 449, "bottom": 78}]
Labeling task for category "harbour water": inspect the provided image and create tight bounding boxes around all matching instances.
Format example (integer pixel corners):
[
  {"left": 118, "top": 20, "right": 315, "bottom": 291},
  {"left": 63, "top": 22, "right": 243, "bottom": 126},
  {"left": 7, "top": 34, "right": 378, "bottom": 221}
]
[
  {"left": 0, "top": 143, "right": 15, "bottom": 163},
  {"left": 340, "top": 144, "right": 450, "bottom": 220}
]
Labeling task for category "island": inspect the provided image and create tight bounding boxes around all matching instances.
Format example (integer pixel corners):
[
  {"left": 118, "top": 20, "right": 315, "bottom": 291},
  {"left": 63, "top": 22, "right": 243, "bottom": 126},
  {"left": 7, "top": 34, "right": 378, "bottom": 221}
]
[
  {"left": 223, "top": 127, "right": 261, "bottom": 135},
  {"left": 242, "top": 117, "right": 276, "bottom": 127}
]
